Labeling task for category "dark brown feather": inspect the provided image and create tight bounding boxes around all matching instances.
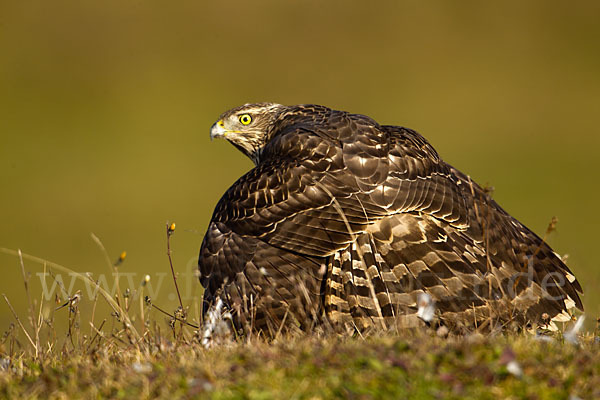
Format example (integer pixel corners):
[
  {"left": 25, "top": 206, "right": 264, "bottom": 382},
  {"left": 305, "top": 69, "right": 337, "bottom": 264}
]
[{"left": 199, "top": 104, "right": 583, "bottom": 336}]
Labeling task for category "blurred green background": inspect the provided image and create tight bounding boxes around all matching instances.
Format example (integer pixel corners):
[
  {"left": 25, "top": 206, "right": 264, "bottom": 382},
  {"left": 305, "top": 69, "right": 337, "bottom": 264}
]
[{"left": 1, "top": 1, "right": 599, "bottom": 331}]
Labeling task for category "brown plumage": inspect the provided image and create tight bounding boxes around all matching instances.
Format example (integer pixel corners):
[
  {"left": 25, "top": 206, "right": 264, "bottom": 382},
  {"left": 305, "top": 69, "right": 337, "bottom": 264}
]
[{"left": 199, "top": 103, "right": 583, "bottom": 337}]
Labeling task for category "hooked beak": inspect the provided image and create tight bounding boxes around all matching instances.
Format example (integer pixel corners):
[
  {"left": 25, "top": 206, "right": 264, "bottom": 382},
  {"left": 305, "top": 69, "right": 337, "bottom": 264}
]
[{"left": 210, "top": 119, "right": 228, "bottom": 140}]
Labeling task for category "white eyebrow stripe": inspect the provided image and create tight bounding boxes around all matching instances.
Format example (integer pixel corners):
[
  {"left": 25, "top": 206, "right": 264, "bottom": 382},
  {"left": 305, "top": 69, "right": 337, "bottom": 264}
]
[{"left": 238, "top": 104, "right": 284, "bottom": 114}]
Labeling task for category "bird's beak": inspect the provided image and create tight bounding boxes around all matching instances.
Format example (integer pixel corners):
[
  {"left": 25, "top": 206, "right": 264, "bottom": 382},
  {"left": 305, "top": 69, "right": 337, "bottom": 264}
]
[{"left": 210, "top": 119, "right": 228, "bottom": 140}]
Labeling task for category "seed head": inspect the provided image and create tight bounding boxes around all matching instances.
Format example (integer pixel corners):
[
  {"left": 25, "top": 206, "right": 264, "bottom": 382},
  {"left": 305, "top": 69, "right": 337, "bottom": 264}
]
[
  {"left": 114, "top": 251, "right": 127, "bottom": 266},
  {"left": 168, "top": 222, "right": 176, "bottom": 235}
]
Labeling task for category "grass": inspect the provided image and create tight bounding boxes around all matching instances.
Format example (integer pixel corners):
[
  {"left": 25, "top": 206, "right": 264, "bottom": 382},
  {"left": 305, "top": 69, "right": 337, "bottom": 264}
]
[
  {"left": 0, "top": 227, "right": 598, "bottom": 399},
  {"left": 1, "top": 329, "right": 599, "bottom": 399}
]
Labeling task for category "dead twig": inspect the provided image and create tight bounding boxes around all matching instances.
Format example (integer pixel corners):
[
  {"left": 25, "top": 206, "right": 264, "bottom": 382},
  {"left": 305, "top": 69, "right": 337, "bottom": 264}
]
[
  {"left": 3, "top": 294, "right": 36, "bottom": 352},
  {"left": 166, "top": 222, "right": 184, "bottom": 311}
]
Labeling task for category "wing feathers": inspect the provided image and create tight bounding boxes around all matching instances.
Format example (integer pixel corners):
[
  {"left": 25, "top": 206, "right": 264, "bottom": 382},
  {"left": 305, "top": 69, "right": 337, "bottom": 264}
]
[{"left": 199, "top": 105, "right": 583, "bottom": 336}]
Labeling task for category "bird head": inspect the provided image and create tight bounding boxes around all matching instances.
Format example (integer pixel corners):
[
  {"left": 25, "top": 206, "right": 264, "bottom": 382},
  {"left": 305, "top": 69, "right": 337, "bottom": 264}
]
[{"left": 210, "top": 103, "right": 286, "bottom": 165}]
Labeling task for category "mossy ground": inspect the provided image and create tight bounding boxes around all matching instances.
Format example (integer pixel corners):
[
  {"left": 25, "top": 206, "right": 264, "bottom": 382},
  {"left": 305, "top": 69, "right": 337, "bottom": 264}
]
[{"left": 1, "top": 330, "right": 598, "bottom": 399}]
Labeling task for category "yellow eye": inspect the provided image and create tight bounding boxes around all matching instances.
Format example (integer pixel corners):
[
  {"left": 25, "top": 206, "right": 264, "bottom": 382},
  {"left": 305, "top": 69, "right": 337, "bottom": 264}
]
[{"left": 239, "top": 114, "right": 252, "bottom": 125}]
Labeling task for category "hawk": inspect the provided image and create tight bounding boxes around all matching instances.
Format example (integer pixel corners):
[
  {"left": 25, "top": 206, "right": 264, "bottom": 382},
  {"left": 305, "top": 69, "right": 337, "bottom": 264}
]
[{"left": 198, "top": 103, "right": 583, "bottom": 337}]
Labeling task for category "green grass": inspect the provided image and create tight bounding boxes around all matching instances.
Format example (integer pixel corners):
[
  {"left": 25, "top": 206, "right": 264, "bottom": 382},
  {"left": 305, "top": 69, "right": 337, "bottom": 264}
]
[{"left": 1, "top": 331, "right": 599, "bottom": 399}]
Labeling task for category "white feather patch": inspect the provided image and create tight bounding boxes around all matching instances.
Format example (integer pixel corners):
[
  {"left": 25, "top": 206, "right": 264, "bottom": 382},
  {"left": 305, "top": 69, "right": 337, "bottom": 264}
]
[
  {"left": 551, "top": 311, "right": 572, "bottom": 323},
  {"left": 564, "top": 295, "right": 576, "bottom": 310}
]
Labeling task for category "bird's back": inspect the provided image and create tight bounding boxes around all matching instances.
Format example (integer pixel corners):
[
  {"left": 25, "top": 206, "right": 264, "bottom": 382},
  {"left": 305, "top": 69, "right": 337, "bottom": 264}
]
[
  {"left": 198, "top": 105, "right": 583, "bottom": 337},
  {"left": 324, "top": 123, "right": 583, "bottom": 332}
]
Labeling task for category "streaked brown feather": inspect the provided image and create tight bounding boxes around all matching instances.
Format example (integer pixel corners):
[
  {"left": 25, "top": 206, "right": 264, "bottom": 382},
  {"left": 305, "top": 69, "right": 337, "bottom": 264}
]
[{"left": 198, "top": 103, "right": 583, "bottom": 336}]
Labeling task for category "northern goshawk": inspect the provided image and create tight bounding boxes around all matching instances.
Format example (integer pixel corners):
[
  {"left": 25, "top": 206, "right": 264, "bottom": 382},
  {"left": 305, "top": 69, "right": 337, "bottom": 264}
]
[{"left": 198, "top": 103, "right": 583, "bottom": 337}]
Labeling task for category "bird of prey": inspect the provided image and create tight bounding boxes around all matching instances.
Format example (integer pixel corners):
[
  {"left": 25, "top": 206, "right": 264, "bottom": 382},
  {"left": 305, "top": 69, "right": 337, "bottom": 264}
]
[{"left": 198, "top": 103, "right": 583, "bottom": 337}]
